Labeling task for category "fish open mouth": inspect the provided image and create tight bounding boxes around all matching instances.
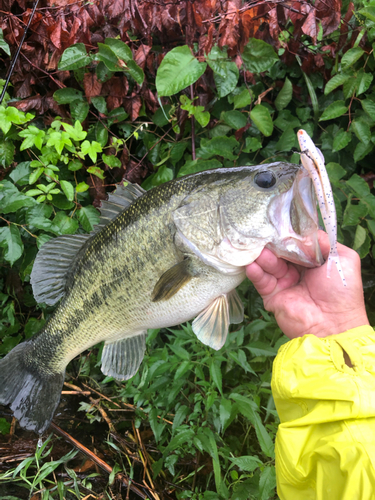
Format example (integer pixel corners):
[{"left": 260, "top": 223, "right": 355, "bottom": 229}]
[{"left": 267, "top": 167, "right": 323, "bottom": 268}]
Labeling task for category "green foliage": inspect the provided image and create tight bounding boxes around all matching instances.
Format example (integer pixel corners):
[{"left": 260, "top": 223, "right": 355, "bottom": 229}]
[{"left": 2, "top": 7, "right": 375, "bottom": 498}]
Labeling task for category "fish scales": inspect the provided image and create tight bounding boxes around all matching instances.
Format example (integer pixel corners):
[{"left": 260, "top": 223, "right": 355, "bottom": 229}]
[{"left": 0, "top": 163, "right": 323, "bottom": 433}]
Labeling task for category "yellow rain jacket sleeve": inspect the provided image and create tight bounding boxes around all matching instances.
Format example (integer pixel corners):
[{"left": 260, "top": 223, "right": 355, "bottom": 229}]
[{"left": 272, "top": 325, "right": 375, "bottom": 500}]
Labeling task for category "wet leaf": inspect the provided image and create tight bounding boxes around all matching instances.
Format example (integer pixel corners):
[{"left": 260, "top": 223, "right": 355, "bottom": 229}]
[
  {"left": 250, "top": 105, "right": 273, "bottom": 137},
  {"left": 242, "top": 39, "right": 278, "bottom": 73},
  {"left": 319, "top": 101, "right": 348, "bottom": 121},
  {"left": 156, "top": 46, "right": 207, "bottom": 97},
  {"left": 0, "top": 225, "right": 24, "bottom": 265},
  {"left": 275, "top": 77, "right": 292, "bottom": 111},
  {"left": 341, "top": 47, "right": 364, "bottom": 68},
  {"left": 58, "top": 44, "right": 91, "bottom": 71}
]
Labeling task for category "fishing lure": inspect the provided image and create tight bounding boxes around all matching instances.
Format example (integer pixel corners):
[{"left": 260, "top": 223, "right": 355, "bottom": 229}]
[{"left": 297, "top": 129, "right": 346, "bottom": 286}]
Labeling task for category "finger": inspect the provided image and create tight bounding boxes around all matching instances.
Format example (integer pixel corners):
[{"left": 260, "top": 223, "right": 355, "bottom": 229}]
[
  {"left": 246, "top": 261, "right": 278, "bottom": 296},
  {"left": 318, "top": 230, "right": 331, "bottom": 260},
  {"left": 252, "top": 248, "right": 289, "bottom": 279}
]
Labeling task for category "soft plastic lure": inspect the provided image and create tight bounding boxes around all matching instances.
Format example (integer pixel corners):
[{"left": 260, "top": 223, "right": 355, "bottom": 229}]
[{"left": 297, "top": 129, "right": 346, "bottom": 286}]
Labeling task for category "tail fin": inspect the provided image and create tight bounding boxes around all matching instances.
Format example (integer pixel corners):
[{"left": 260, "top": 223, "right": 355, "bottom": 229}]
[{"left": 0, "top": 342, "right": 64, "bottom": 434}]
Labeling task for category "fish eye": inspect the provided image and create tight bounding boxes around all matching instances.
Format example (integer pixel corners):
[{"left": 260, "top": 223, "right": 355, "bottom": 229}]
[{"left": 254, "top": 171, "right": 277, "bottom": 189}]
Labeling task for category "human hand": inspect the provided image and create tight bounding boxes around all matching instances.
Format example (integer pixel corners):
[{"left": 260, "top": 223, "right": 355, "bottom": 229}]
[{"left": 246, "top": 231, "right": 369, "bottom": 339}]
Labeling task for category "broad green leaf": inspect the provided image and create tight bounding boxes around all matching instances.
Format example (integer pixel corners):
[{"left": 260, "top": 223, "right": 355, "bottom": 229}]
[
  {"left": 319, "top": 101, "right": 348, "bottom": 121},
  {"left": 250, "top": 105, "right": 273, "bottom": 137},
  {"left": 243, "top": 137, "right": 262, "bottom": 153},
  {"left": 76, "top": 182, "right": 89, "bottom": 193},
  {"left": 341, "top": 47, "right": 364, "bottom": 68},
  {"left": 207, "top": 47, "right": 239, "bottom": 98},
  {"left": 332, "top": 130, "right": 351, "bottom": 152},
  {"left": 0, "top": 180, "right": 36, "bottom": 213},
  {"left": 368, "top": 219, "right": 375, "bottom": 237},
  {"left": 58, "top": 44, "right": 91, "bottom": 71},
  {"left": 353, "top": 225, "right": 367, "bottom": 251},
  {"left": 347, "top": 174, "right": 370, "bottom": 198},
  {"left": 51, "top": 212, "right": 79, "bottom": 235},
  {"left": 156, "top": 46, "right": 207, "bottom": 97},
  {"left": 0, "top": 29, "right": 10, "bottom": 56},
  {"left": 60, "top": 180, "right": 75, "bottom": 201},
  {"left": 326, "top": 162, "right": 346, "bottom": 184},
  {"left": 177, "top": 159, "right": 222, "bottom": 177},
  {"left": 259, "top": 465, "right": 277, "bottom": 500},
  {"left": 354, "top": 141, "right": 373, "bottom": 162},
  {"left": 233, "top": 88, "right": 252, "bottom": 109},
  {"left": 104, "top": 38, "right": 144, "bottom": 84},
  {"left": 361, "top": 99, "right": 375, "bottom": 120},
  {"left": 87, "top": 166, "right": 105, "bottom": 179},
  {"left": 351, "top": 120, "right": 371, "bottom": 144},
  {"left": 9, "top": 162, "right": 32, "bottom": 186},
  {"left": 151, "top": 165, "right": 173, "bottom": 186},
  {"left": 18, "top": 126, "right": 43, "bottom": 151},
  {"left": 96, "top": 61, "right": 114, "bottom": 82},
  {"left": 197, "top": 136, "right": 239, "bottom": 160},
  {"left": 359, "top": 6, "right": 375, "bottom": 21},
  {"left": 221, "top": 110, "right": 247, "bottom": 129},
  {"left": 95, "top": 122, "right": 108, "bottom": 147},
  {"left": 61, "top": 121, "right": 87, "bottom": 141},
  {"left": 80, "top": 140, "right": 103, "bottom": 163},
  {"left": 275, "top": 77, "right": 293, "bottom": 111},
  {"left": 275, "top": 126, "right": 296, "bottom": 151},
  {"left": 0, "top": 225, "right": 24, "bottom": 265},
  {"left": 357, "top": 70, "right": 373, "bottom": 95},
  {"left": 29, "top": 167, "right": 44, "bottom": 184},
  {"left": 343, "top": 76, "right": 358, "bottom": 99},
  {"left": 70, "top": 101, "right": 89, "bottom": 123},
  {"left": 46, "top": 130, "right": 73, "bottom": 155},
  {"left": 53, "top": 88, "right": 84, "bottom": 104},
  {"left": 169, "top": 344, "right": 190, "bottom": 361},
  {"left": 91, "top": 96, "right": 108, "bottom": 115},
  {"left": 324, "top": 73, "right": 350, "bottom": 95},
  {"left": 0, "top": 139, "right": 15, "bottom": 167},
  {"left": 242, "top": 38, "right": 278, "bottom": 73},
  {"left": 97, "top": 44, "right": 120, "bottom": 72},
  {"left": 76, "top": 206, "right": 100, "bottom": 233},
  {"left": 274, "top": 110, "right": 301, "bottom": 131},
  {"left": 342, "top": 200, "right": 368, "bottom": 226},
  {"left": 102, "top": 154, "right": 121, "bottom": 168},
  {"left": 229, "top": 455, "right": 262, "bottom": 472}
]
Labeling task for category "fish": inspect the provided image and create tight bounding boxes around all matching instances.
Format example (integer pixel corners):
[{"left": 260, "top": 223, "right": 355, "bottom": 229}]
[
  {"left": 0, "top": 162, "right": 323, "bottom": 434},
  {"left": 297, "top": 129, "right": 346, "bottom": 286}
]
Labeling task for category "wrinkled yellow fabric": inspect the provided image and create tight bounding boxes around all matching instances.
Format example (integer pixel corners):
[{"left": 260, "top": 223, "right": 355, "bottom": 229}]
[{"left": 272, "top": 325, "right": 375, "bottom": 500}]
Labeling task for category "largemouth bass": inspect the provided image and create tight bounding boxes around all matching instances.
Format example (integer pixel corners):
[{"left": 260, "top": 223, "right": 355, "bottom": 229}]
[{"left": 0, "top": 162, "right": 322, "bottom": 434}]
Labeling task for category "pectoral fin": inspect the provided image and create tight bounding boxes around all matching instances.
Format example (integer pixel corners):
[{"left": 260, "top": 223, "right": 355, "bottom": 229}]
[
  {"left": 192, "top": 295, "right": 229, "bottom": 351},
  {"left": 101, "top": 332, "right": 147, "bottom": 381},
  {"left": 151, "top": 258, "right": 197, "bottom": 302},
  {"left": 227, "top": 289, "right": 244, "bottom": 324}
]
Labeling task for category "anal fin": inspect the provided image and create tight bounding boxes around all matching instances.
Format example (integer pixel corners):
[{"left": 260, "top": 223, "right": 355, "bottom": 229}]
[
  {"left": 151, "top": 258, "right": 197, "bottom": 302},
  {"left": 101, "top": 332, "right": 147, "bottom": 381},
  {"left": 192, "top": 295, "right": 229, "bottom": 351}
]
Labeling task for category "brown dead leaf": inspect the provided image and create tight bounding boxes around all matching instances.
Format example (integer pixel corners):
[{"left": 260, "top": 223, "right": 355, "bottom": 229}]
[
  {"left": 302, "top": 8, "right": 317, "bottom": 44},
  {"left": 134, "top": 44, "right": 152, "bottom": 69},
  {"left": 88, "top": 174, "right": 107, "bottom": 208},
  {"left": 83, "top": 72, "right": 103, "bottom": 101},
  {"left": 122, "top": 159, "right": 148, "bottom": 185},
  {"left": 124, "top": 93, "right": 142, "bottom": 121},
  {"left": 103, "top": 76, "right": 129, "bottom": 111}
]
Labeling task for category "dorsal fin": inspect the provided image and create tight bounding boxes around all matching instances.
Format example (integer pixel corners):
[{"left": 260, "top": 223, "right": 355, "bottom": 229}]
[
  {"left": 31, "top": 234, "right": 91, "bottom": 305},
  {"left": 31, "top": 182, "right": 145, "bottom": 306},
  {"left": 93, "top": 182, "right": 146, "bottom": 231}
]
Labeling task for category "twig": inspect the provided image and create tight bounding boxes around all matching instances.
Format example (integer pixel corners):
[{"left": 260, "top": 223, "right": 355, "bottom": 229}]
[
  {"left": 50, "top": 422, "right": 147, "bottom": 499},
  {"left": 0, "top": 0, "right": 40, "bottom": 105},
  {"left": 190, "top": 85, "right": 196, "bottom": 161}
]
